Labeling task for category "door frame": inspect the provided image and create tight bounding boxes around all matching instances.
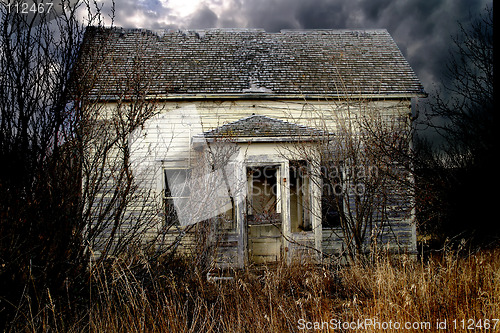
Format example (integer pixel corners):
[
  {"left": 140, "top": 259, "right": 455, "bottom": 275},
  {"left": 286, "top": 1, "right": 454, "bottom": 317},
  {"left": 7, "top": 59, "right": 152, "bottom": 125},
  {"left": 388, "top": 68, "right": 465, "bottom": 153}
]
[{"left": 242, "top": 160, "right": 291, "bottom": 265}]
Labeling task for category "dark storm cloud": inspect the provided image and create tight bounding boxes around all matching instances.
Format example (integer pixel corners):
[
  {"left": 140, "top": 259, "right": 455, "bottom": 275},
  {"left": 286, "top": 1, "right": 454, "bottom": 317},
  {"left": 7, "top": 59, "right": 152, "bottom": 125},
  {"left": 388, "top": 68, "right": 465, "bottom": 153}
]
[
  {"left": 295, "top": 0, "right": 353, "bottom": 29},
  {"left": 108, "top": 0, "right": 490, "bottom": 96},
  {"left": 187, "top": 5, "right": 218, "bottom": 29},
  {"left": 194, "top": 0, "right": 489, "bottom": 94}
]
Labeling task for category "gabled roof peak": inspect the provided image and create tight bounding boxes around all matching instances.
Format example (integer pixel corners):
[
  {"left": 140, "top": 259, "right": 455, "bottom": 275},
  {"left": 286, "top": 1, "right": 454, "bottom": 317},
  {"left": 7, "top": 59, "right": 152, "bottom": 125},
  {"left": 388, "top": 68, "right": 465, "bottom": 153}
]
[{"left": 194, "top": 114, "right": 330, "bottom": 143}]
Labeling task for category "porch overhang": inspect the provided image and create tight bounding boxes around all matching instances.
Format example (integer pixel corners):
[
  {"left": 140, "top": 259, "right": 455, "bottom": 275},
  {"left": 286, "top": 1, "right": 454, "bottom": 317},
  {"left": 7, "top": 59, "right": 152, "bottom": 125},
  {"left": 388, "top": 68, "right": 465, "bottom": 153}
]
[
  {"left": 191, "top": 114, "right": 333, "bottom": 148},
  {"left": 193, "top": 134, "right": 331, "bottom": 146}
]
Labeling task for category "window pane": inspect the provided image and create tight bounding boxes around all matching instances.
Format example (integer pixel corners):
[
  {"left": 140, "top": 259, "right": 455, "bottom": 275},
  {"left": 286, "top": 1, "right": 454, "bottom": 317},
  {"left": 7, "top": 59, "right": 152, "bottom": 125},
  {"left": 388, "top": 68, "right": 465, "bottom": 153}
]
[
  {"left": 289, "top": 160, "right": 311, "bottom": 232},
  {"left": 321, "top": 165, "right": 342, "bottom": 229},
  {"left": 322, "top": 196, "right": 341, "bottom": 228},
  {"left": 164, "top": 198, "right": 180, "bottom": 226},
  {"left": 163, "top": 168, "right": 191, "bottom": 226},
  {"left": 164, "top": 169, "right": 191, "bottom": 198}
]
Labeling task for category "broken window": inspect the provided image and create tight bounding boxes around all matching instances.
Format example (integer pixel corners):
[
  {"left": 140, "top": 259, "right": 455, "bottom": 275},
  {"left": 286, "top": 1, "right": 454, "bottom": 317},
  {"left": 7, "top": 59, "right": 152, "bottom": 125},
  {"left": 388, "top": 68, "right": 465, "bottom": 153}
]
[
  {"left": 163, "top": 165, "right": 236, "bottom": 229},
  {"left": 246, "top": 166, "right": 280, "bottom": 225},
  {"left": 163, "top": 168, "right": 191, "bottom": 226},
  {"left": 321, "top": 163, "right": 342, "bottom": 229}
]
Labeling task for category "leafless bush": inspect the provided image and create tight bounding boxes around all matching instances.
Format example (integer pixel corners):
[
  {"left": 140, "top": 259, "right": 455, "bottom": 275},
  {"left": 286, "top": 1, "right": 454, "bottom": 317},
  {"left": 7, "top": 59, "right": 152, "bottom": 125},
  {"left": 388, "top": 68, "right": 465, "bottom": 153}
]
[
  {"left": 0, "top": 0, "right": 170, "bottom": 328},
  {"left": 282, "top": 97, "right": 415, "bottom": 264}
]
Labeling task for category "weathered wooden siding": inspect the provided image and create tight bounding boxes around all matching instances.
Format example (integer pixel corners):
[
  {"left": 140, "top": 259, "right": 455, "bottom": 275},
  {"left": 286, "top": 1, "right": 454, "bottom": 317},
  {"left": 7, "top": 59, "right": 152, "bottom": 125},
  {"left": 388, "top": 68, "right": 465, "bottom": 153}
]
[{"left": 88, "top": 97, "right": 416, "bottom": 263}]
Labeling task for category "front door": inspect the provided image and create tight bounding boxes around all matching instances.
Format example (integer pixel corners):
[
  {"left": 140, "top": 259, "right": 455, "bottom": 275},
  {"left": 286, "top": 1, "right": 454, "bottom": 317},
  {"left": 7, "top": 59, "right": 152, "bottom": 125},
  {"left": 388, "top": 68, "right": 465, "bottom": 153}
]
[{"left": 246, "top": 165, "right": 282, "bottom": 263}]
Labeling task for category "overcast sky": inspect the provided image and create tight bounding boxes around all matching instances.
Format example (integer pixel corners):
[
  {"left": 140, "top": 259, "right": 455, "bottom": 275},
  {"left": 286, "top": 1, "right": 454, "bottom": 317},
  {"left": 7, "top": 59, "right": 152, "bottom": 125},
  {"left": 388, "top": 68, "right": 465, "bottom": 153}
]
[{"left": 100, "top": 0, "right": 491, "bottom": 99}]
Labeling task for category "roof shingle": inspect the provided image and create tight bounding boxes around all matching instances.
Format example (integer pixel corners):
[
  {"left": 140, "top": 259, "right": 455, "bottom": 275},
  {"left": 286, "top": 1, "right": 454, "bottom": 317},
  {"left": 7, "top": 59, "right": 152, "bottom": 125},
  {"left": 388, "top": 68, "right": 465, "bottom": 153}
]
[
  {"left": 193, "top": 115, "right": 329, "bottom": 143},
  {"left": 79, "top": 28, "right": 426, "bottom": 99}
]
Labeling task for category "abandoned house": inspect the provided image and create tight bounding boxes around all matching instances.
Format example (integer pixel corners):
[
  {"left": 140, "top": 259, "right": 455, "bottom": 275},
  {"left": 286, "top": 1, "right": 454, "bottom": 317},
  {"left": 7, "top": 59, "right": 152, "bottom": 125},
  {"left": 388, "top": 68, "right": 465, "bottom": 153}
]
[{"left": 77, "top": 27, "right": 426, "bottom": 266}]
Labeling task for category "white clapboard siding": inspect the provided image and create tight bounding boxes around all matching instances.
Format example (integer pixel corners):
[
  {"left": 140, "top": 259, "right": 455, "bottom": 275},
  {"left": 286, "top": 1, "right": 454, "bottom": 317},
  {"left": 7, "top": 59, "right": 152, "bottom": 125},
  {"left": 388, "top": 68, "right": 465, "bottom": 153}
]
[{"left": 87, "top": 97, "right": 415, "bottom": 262}]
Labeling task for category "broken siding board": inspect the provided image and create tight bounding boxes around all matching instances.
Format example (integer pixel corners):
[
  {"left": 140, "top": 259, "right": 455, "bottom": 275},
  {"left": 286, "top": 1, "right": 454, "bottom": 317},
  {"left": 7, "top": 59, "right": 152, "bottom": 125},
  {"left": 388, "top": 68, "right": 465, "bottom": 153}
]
[
  {"left": 158, "top": 99, "right": 411, "bottom": 135},
  {"left": 321, "top": 229, "right": 345, "bottom": 255},
  {"left": 320, "top": 224, "right": 416, "bottom": 256}
]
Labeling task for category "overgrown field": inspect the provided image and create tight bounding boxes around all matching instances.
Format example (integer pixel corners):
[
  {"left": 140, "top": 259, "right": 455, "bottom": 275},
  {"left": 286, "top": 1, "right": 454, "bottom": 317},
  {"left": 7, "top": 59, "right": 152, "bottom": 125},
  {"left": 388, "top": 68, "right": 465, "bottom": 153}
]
[{"left": 6, "top": 249, "right": 500, "bottom": 332}]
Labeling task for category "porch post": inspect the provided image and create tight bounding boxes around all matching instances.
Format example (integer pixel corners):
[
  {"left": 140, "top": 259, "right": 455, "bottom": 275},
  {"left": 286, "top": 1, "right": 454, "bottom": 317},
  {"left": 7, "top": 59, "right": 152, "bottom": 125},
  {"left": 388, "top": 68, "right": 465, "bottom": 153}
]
[
  {"left": 234, "top": 160, "right": 247, "bottom": 268},
  {"left": 310, "top": 160, "right": 322, "bottom": 262},
  {"left": 281, "top": 161, "right": 291, "bottom": 264}
]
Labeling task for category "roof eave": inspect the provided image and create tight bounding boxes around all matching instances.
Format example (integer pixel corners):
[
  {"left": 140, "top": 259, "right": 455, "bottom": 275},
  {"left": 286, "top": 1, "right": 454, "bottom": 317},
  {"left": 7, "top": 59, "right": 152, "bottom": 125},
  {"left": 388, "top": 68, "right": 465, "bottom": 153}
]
[
  {"left": 89, "top": 91, "right": 428, "bottom": 102},
  {"left": 192, "top": 135, "right": 331, "bottom": 146}
]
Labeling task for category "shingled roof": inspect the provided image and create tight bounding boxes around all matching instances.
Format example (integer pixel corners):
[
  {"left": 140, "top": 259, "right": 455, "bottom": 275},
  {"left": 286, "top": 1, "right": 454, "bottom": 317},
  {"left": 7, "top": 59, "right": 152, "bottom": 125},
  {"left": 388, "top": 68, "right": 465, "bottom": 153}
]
[
  {"left": 79, "top": 27, "right": 426, "bottom": 99},
  {"left": 193, "top": 115, "right": 329, "bottom": 143}
]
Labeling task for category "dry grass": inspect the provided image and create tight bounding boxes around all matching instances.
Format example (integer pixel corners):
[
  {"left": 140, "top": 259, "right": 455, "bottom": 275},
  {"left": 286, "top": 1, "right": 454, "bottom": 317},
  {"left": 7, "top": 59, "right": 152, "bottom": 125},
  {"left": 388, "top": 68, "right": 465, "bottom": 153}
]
[{"left": 7, "top": 249, "right": 500, "bottom": 332}]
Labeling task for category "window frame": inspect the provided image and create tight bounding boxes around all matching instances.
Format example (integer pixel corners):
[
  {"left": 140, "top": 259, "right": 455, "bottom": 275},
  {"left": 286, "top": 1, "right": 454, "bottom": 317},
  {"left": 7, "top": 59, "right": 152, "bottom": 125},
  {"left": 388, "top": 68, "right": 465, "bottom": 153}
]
[
  {"left": 162, "top": 166, "right": 237, "bottom": 230},
  {"left": 163, "top": 168, "right": 192, "bottom": 227},
  {"left": 320, "top": 161, "right": 344, "bottom": 229},
  {"left": 289, "top": 160, "right": 312, "bottom": 232}
]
